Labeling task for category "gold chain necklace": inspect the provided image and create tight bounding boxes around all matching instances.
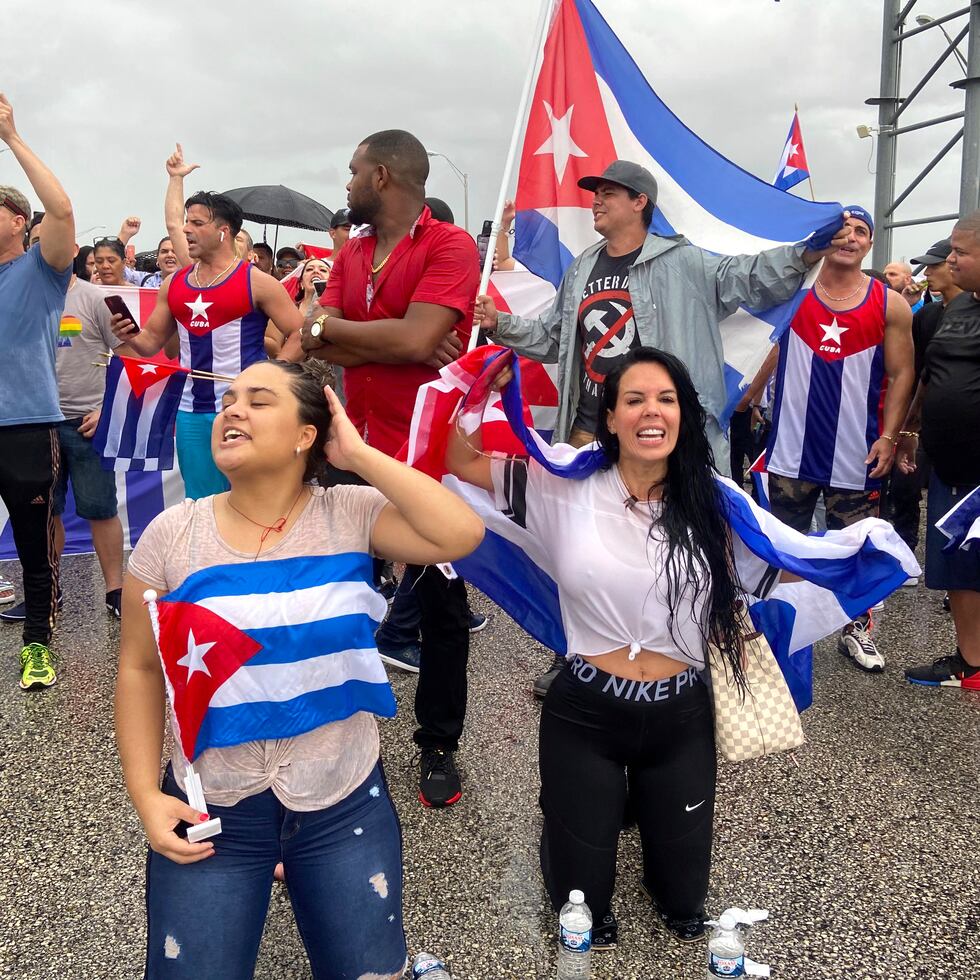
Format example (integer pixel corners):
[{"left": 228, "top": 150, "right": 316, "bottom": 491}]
[
  {"left": 371, "top": 249, "right": 394, "bottom": 275},
  {"left": 816, "top": 275, "right": 866, "bottom": 303},
  {"left": 193, "top": 258, "right": 238, "bottom": 289}
]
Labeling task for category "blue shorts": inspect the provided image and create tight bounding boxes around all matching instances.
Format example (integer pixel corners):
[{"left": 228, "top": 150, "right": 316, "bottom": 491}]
[
  {"left": 925, "top": 472, "right": 980, "bottom": 592},
  {"left": 52, "top": 418, "right": 118, "bottom": 520},
  {"left": 146, "top": 759, "right": 406, "bottom": 979},
  {"left": 175, "top": 410, "right": 229, "bottom": 500}
]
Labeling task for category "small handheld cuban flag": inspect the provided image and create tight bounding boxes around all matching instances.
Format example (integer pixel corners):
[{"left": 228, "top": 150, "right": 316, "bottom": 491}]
[
  {"left": 146, "top": 553, "right": 395, "bottom": 763},
  {"left": 773, "top": 108, "right": 812, "bottom": 193}
]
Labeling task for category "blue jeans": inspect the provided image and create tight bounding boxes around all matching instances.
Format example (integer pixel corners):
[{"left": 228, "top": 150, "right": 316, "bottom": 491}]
[
  {"left": 175, "top": 410, "right": 229, "bottom": 500},
  {"left": 145, "top": 761, "right": 406, "bottom": 979},
  {"left": 52, "top": 418, "right": 118, "bottom": 519}
]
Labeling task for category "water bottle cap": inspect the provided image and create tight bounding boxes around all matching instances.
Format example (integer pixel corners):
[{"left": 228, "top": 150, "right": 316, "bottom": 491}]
[{"left": 569, "top": 889, "right": 585, "bottom": 904}]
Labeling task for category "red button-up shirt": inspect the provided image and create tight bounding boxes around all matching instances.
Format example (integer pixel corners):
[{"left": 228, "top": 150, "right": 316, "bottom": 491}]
[{"left": 321, "top": 207, "right": 479, "bottom": 457}]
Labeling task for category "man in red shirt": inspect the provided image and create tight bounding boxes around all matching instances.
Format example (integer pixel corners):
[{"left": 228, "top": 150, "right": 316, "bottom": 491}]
[{"left": 302, "top": 129, "right": 480, "bottom": 808}]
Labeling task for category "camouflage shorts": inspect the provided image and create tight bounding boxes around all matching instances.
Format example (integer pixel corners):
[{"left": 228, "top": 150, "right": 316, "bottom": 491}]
[{"left": 768, "top": 473, "right": 880, "bottom": 534}]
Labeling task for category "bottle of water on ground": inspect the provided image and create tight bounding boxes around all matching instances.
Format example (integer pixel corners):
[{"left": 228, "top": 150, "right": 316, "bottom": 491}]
[
  {"left": 412, "top": 951, "right": 452, "bottom": 979},
  {"left": 706, "top": 907, "right": 770, "bottom": 979},
  {"left": 557, "top": 889, "right": 592, "bottom": 979}
]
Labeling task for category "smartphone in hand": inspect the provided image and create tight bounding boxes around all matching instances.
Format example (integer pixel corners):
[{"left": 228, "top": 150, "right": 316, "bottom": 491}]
[
  {"left": 313, "top": 279, "right": 327, "bottom": 297},
  {"left": 104, "top": 294, "right": 140, "bottom": 334}
]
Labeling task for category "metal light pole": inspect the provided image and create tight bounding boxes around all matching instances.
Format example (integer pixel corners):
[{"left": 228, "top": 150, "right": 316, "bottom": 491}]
[
  {"left": 427, "top": 151, "right": 469, "bottom": 233},
  {"left": 953, "top": 1, "right": 980, "bottom": 215},
  {"left": 916, "top": 13, "right": 969, "bottom": 72}
]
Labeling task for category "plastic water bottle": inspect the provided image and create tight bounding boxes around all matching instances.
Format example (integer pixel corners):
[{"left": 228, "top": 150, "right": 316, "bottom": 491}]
[
  {"left": 556, "top": 889, "right": 592, "bottom": 979},
  {"left": 412, "top": 952, "right": 451, "bottom": 978},
  {"left": 705, "top": 908, "right": 771, "bottom": 979}
]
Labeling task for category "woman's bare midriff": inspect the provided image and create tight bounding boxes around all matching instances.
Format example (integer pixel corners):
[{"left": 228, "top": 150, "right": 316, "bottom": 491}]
[{"left": 581, "top": 645, "right": 693, "bottom": 682}]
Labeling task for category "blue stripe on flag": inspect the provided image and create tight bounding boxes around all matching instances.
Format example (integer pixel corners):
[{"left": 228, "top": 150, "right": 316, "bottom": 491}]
[
  {"left": 124, "top": 471, "right": 165, "bottom": 547},
  {"left": 166, "top": 552, "right": 375, "bottom": 603},
  {"left": 514, "top": 210, "right": 577, "bottom": 288},
  {"left": 799, "top": 355, "right": 843, "bottom": 482},
  {"left": 243, "top": 614, "right": 383, "bottom": 666},
  {"left": 748, "top": 597, "right": 813, "bottom": 711},
  {"left": 195, "top": 679, "right": 397, "bottom": 757}
]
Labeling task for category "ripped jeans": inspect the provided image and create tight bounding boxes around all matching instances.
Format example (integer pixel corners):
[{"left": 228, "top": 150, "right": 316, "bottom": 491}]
[{"left": 145, "top": 761, "right": 406, "bottom": 980}]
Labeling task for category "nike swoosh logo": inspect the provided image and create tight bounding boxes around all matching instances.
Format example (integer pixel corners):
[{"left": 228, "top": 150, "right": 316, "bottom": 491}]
[{"left": 685, "top": 800, "right": 705, "bottom": 812}]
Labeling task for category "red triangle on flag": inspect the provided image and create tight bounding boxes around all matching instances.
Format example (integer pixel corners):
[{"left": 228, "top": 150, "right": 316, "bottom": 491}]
[
  {"left": 120, "top": 356, "right": 189, "bottom": 399},
  {"left": 156, "top": 599, "right": 263, "bottom": 760}
]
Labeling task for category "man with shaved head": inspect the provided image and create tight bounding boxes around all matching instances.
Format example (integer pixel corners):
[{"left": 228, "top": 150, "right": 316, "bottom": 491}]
[
  {"left": 883, "top": 259, "right": 926, "bottom": 311},
  {"left": 903, "top": 210, "right": 980, "bottom": 691},
  {"left": 301, "top": 129, "right": 480, "bottom": 808}
]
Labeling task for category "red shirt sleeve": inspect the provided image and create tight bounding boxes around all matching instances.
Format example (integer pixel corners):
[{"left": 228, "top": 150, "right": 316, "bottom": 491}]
[
  {"left": 321, "top": 243, "right": 349, "bottom": 311},
  {"left": 409, "top": 228, "right": 480, "bottom": 319}
]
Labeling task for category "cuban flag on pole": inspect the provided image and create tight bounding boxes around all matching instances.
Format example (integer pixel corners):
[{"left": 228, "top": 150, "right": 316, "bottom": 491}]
[
  {"left": 510, "top": 0, "right": 842, "bottom": 426},
  {"left": 406, "top": 347, "right": 920, "bottom": 711},
  {"left": 92, "top": 355, "right": 188, "bottom": 472},
  {"left": 773, "top": 110, "right": 812, "bottom": 192},
  {"left": 153, "top": 553, "right": 395, "bottom": 761}
]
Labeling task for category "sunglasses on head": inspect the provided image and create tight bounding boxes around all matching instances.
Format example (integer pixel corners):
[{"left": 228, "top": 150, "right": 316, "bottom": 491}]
[
  {"left": 94, "top": 235, "right": 124, "bottom": 247},
  {"left": 1, "top": 196, "right": 30, "bottom": 222}
]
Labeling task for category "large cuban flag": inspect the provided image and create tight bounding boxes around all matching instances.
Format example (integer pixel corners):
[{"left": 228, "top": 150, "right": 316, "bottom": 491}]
[
  {"left": 154, "top": 553, "right": 396, "bottom": 761},
  {"left": 511, "top": 0, "right": 843, "bottom": 425},
  {"left": 407, "top": 348, "right": 920, "bottom": 710}
]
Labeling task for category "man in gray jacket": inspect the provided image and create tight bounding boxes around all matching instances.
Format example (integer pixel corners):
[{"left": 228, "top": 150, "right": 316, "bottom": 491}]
[
  {"left": 474, "top": 159, "right": 846, "bottom": 696},
  {"left": 475, "top": 160, "right": 847, "bottom": 472}
]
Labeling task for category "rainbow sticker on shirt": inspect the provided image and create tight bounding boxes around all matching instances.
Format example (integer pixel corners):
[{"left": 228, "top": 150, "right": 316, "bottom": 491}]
[{"left": 58, "top": 315, "right": 82, "bottom": 348}]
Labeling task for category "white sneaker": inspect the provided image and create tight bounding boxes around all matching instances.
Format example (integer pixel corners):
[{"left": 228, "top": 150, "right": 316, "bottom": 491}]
[
  {"left": 838, "top": 619, "right": 885, "bottom": 672},
  {"left": 0, "top": 576, "right": 15, "bottom": 605},
  {"left": 901, "top": 576, "right": 918, "bottom": 589}
]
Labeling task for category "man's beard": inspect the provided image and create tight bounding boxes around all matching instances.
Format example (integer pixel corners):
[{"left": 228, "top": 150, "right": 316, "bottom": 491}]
[{"left": 347, "top": 191, "right": 381, "bottom": 228}]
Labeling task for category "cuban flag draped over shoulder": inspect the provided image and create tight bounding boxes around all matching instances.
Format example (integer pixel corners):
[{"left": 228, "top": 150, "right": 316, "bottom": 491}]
[
  {"left": 511, "top": 0, "right": 843, "bottom": 425},
  {"left": 773, "top": 110, "right": 812, "bottom": 193},
  {"left": 406, "top": 348, "right": 920, "bottom": 711},
  {"left": 152, "top": 553, "right": 395, "bottom": 761}
]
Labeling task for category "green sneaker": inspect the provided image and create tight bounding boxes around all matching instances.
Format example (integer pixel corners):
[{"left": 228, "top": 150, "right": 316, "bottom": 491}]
[{"left": 19, "top": 643, "right": 56, "bottom": 690}]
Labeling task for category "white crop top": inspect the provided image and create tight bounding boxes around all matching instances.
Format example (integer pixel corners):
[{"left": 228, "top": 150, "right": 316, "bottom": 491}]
[{"left": 489, "top": 455, "right": 710, "bottom": 669}]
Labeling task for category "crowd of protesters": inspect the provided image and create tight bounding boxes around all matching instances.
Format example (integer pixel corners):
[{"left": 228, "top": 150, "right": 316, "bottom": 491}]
[{"left": 2, "top": 88, "right": 979, "bottom": 977}]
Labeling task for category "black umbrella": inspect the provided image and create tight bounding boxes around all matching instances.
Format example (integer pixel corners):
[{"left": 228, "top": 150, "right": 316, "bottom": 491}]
[{"left": 223, "top": 185, "right": 334, "bottom": 234}]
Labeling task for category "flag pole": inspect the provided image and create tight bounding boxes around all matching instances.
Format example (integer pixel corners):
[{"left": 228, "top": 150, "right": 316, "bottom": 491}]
[
  {"left": 469, "top": 0, "right": 554, "bottom": 351},
  {"left": 796, "top": 103, "right": 816, "bottom": 202}
]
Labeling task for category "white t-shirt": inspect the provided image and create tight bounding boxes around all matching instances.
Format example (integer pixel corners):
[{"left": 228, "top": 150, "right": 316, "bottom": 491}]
[{"left": 490, "top": 455, "right": 710, "bottom": 668}]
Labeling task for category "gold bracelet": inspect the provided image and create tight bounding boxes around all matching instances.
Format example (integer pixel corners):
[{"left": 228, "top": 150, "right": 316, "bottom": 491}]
[
  {"left": 898, "top": 430, "right": 919, "bottom": 439},
  {"left": 881, "top": 432, "right": 898, "bottom": 444}
]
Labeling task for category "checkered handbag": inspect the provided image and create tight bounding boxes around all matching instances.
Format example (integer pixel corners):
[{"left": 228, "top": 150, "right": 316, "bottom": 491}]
[{"left": 708, "top": 622, "right": 805, "bottom": 762}]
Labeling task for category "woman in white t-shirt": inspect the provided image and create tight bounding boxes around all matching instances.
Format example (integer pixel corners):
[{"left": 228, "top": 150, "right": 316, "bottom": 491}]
[
  {"left": 447, "top": 347, "right": 746, "bottom": 953},
  {"left": 116, "top": 358, "right": 483, "bottom": 980}
]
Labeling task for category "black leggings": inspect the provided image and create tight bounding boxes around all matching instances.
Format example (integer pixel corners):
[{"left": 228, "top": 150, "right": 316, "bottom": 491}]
[{"left": 539, "top": 656, "right": 716, "bottom": 924}]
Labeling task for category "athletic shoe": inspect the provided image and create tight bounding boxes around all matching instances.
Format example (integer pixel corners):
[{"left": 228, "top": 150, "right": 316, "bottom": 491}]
[
  {"left": 1, "top": 592, "right": 64, "bottom": 623},
  {"left": 592, "top": 911, "right": 618, "bottom": 951},
  {"left": 418, "top": 748, "right": 462, "bottom": 808},
  {"left": 468, "top": 612, "right": 489, "bottom": 634},
  {"left": 377, "top": 641, "right": 421, "bottom": 674},
  {"left": 0, "top": 576, "right": 15, "bottom": 604},
  {"left": 105, "top": 589, "right": 122, "bottom": 619},
  {"left": 532, "top": 654, "right": 566, "bottom": 699},
  {"left": 838, "top": 618, "right": 884, "bottom": 672},
  {"left": 639, "top": 881, "right": 706, "bottom": 942},
  {"left": 904, "top": 649, "right": 980, "bottom": 689},
  {"left": 942, "top": 592, "right": 951, "bottom": 612},
  {"left": 19, "top": 643, "right": 56, "bottom": 690},
  {"left": 901, "top": 576, "right": 918, "bottom": 588}
]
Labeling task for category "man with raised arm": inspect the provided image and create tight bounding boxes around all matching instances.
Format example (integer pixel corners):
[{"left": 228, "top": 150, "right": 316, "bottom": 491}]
[{"left": 0, "top": 93, "right": 75, "bottom": 690}]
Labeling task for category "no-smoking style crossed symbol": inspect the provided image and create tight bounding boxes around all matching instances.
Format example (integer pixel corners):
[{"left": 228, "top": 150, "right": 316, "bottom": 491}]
[{"left": 581, "top": 290, "right": 637, "bottom": 384}]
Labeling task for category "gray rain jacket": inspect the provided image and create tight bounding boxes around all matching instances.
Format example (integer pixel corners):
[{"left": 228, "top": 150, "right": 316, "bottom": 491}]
[{"left": 493, "top": 233, "right": 811, "bottom": 468}]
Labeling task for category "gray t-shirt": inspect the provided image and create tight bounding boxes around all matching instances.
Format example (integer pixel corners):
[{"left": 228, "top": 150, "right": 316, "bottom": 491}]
[{"left": 56, "top": 277, "right": 124, "bottom": 417}]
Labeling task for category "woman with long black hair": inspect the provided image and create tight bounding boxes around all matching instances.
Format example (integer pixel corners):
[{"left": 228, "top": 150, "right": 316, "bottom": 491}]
[{"left": 447, "top": 346, "right": 745, "bottom": 951}]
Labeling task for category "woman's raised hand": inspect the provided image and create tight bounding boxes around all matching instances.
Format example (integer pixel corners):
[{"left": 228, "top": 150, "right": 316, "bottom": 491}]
[{"left": 323, "top": 385, "right": 369, "bottom": 472}]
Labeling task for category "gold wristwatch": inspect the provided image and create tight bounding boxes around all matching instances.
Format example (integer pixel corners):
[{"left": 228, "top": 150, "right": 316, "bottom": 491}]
[{"left": 309, "top": 312, "right": 331, "bottom": 341}]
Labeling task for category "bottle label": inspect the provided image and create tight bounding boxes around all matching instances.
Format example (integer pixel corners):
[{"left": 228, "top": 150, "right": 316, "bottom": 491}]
[
  {"left": 708, "top": 952, "right": 744, "bottom": 977},
  {"left": 559, "top": 926, "right": 592, "bottom": 952}
]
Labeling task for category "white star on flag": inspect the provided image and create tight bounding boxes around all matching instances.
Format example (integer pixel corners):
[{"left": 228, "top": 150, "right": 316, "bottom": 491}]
[
  {"left": 177, "top": 628, "right": 216, "bottom": 678},
  {"left": 819, "top": 317, "right": 848, "bottom": 345},
  {"left": 786, "top": 142, "right": 799, "bottom": 161},
  {"left": 139, "top": 363, "right": 159, "bottom": 375},
  {"left": 534, "top": 102, "right": 588, "bottom": 183},
  {"left": 185, "top": 294, "right": 213, "bottom": 320}
]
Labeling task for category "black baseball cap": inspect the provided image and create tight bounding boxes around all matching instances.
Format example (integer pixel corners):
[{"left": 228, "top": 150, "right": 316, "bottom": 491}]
[
  {"left": 330, "top": 208, "right": 352, "bottom": 229},
  {"left": 276, "top": 246, "right": 302, "bottom": 262},
  {"left": 910, "top": 239, "right": 951, "bottom": 266},
  {"left": 577, "top": 160, "right": 658, "bottom": 208}
]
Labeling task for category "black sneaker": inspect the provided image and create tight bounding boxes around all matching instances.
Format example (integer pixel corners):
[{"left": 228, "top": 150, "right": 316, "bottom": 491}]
[
  {"left": 640, "top": 881, "right": 706, "bottom": 943},
  {"left": 418, "top": 747, "right": 462, "bottom": 808},
  {"left": 105, "top": 589, "right": 122, "bottom": 619},
  {"left": 942, "top": 592, "right": 951, "bottom": 612},
  {"left": 378, "top": 563, "right": 399, "bottom": 603},
  {"left": 905, "top": 649, "right": 980, "bottom": 690},
  {"left": 0, "top": 592, "right": 63, "bottom": 623},
  {"left": 532, "top": 654, "right": 566, "bottom": 699},
  {"left": 468, "top": 612, "right": 489, "bottom": 633},
  {"left": 592, "top": 911, "right": 618, "bottom": 951},
  {"left": 377, "top": 641, "right": 421, "bottom": 674}
]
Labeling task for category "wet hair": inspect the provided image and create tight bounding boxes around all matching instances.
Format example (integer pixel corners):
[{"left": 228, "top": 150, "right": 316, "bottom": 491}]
[
  {"left": 184, "top": 191, "right": 244, "bottom": 237},
  {"left": 74, "top": 245, "right": 95, "bottom": 280},
  {"left": 94, "top": 238, "right": 126, "bottom": 260},
  {"left": 263, "top": 359, "right": 334, "bottom": 483},
  {"left": 626, "top": 188, "right": 655, "bottom": 229},
  {"left": 360, "top": 129, "right": 429, "bottom": 191},
  {"left": 596, "top": 347, "right": 746, "bottom": 691}
]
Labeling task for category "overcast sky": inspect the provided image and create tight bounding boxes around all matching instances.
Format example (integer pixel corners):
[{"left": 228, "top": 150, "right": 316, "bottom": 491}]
[{"left": 4, "top": 0, "right": 972, "bottom": 263}]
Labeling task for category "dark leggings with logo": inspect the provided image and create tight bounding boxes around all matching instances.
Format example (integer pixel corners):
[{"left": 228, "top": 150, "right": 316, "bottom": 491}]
[{"left": 539, "top": 656, "right": 716, "bottom": 925}]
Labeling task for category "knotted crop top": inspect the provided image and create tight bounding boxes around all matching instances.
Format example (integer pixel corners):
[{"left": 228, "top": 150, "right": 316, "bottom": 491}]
[{"left": 489, "top": 455, "right": 710, "bottom": 669}]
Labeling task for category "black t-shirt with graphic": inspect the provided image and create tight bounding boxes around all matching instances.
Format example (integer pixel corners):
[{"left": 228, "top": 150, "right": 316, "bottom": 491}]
[{"left": 573, "top": 245, "right": 642, "bottom": 434}]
